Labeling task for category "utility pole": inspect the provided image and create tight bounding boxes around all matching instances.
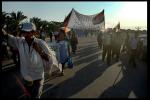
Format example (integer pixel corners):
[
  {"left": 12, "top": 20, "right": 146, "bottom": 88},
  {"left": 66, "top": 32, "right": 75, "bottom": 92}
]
[
  {"left": 135, "top": 26, "right": 141, "bottom": 36},
  {"left": 135, "top": 26, "right": 141, "bottom": 31}
]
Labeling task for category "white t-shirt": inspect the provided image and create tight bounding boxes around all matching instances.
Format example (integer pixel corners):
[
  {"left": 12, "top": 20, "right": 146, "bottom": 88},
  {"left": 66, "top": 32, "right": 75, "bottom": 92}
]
[
  {"left": 8, "top": 35, "right": 53, "bottom": 81},
  {"left": 130, "top": 37, "right": 138, "bottom": 49}
]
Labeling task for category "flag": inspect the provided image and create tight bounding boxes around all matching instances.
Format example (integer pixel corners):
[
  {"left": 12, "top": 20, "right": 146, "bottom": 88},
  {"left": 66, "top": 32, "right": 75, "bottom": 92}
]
[
  {"left": 63, "top": 11, "right": 72, "bottom": 27},
  {"left": 63, "top": 9, "right": 73, "bottom": 33},
  {"left": 113, "top": 22, "right": 120, "bottom": 32},
  {"left": 92, "top": 9, "right": 105, "bottom": 25}
]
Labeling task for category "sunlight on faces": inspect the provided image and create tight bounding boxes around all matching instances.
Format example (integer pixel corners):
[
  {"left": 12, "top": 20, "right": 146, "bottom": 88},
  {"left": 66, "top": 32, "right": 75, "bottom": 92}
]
[{"left": 118, "top": 2, "right": 147, "bottom": 29}]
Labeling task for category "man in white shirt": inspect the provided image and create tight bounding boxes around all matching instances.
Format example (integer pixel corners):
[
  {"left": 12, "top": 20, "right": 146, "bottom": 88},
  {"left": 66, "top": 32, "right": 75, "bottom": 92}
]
[
  {"left": 2, "top": 22, "right": 53, "bottom": 98},
  {"left": 129, "top": 33, "right": 138, "bottom": 67}
]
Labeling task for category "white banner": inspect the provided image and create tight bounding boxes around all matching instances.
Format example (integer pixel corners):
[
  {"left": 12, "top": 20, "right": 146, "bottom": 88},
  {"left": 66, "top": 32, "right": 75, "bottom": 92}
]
[{"left": 67, "top": 9, "right": 105, "bottom": 31}]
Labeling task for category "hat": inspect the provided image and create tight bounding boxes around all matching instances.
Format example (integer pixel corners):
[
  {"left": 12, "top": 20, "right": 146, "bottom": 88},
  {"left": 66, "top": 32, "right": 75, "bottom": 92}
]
[{"left": 21, "top": 22, "right": 36, "bottom": 32}]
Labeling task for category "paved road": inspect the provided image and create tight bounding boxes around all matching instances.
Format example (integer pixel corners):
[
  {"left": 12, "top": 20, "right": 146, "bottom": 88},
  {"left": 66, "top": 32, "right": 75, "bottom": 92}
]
[{"left": 2, "top": 36, "right": 147, "bottom": 98}]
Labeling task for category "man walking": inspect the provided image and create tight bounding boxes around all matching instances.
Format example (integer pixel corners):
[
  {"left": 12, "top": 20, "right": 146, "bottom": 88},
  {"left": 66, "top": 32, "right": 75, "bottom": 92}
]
[
  {"left": 2, "top": 22, "right": 55, "bottom": 98},
  {"left": 129, "top": 33, "right": 138, "bottom": 67},
  {"left": 102, "top": 29, "right": 112, "bottom": 65}
]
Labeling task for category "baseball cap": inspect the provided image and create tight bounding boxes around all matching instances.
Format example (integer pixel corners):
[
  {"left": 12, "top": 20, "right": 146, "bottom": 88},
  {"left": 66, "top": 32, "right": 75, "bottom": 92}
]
[{"left": 21, "top": 22, "right": 36, "bottom": 32}]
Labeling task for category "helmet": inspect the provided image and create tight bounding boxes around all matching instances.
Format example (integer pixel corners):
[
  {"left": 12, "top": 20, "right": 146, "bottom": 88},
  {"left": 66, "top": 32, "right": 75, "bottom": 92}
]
[{"left": 21, "top": 22, "right": 36, "bottom": 32}]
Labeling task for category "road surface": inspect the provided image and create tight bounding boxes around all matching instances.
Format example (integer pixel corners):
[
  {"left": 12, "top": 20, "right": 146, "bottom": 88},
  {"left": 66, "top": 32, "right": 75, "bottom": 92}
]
[{"left": 2, "top": 36, "right": 147, "bottom": 98}]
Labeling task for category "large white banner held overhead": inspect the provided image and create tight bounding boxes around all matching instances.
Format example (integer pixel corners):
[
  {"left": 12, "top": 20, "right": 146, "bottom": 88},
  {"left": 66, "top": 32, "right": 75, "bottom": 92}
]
[{"left": 63, "top": 8, "right": 105, "bottom": 31}]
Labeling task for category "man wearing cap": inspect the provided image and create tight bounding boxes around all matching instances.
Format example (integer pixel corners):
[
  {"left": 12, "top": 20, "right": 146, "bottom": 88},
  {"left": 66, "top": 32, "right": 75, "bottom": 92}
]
[{"left": 2, "top": 22, "right": 54, "bottom": 98}]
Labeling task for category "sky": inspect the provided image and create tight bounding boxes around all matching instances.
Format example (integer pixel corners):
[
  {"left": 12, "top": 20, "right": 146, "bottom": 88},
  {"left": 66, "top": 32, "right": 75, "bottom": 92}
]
[{"left": 2, "top": 1, "right": 147, "bottom": 30}]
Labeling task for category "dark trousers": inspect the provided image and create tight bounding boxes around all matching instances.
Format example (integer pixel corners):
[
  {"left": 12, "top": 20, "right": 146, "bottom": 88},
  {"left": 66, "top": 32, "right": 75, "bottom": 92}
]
[
  {"left": 50, "top": 35, "right": 52, "bottom": 42},
  {"left": 102, "top": 45, "right": 111, "bottom": 65},
  {"left": 11, "top": 50, "right": 20, "bottom": 67},
  {"left": 98, "top": 41, "right": 102, "bottom": 49},
  {"left": 71, "top": 44, "right": 77, "bottom": 53},
  {"left": 61, "top": 63, "right": 65, "bottom": 73},
  {"left": 1, "top": 45, "right": 9, "bottom": 59},
  {"left": 129, "top": 49, "right": 137, "bottom": 67},
  {"left": 143, "top": 47, "right": 147, "bottom": 62},
  {"left": 24, "top": 79, "right": 44, "bottom": 98},
  {"left": 112, "top": 45, "right": 121, "bottom": 60}
]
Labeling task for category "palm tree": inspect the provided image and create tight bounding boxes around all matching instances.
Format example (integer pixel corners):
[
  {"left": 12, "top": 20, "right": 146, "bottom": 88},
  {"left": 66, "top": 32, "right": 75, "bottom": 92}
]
[
  {"left": 10, "top": 11, "right": 27, "bottom": 36},
  {"left": 40, "top": 20, "right": 49, "bottom": 31},
  {"left": 30, "top": 17, "right": 42, "bottom": 32},
  {"left": 2, "top": 11, "right": 8, "bottom": 28},
  {"left": 2, "top": 12, "right": 14, "bottom": 33},
  {"left": 10, "top": 11, "right": 27, "bottom": 22},
  {"left": 50, "top": 21, "right": 63, "bottom": 31}
]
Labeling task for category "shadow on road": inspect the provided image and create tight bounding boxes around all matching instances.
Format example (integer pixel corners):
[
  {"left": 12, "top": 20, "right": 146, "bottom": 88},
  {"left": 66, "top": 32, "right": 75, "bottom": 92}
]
[
  {"left": 42, "top": 58, "right": 110, "bottom": 98},
  {"left": 42, "top": 38, "right": 125, "bottom": 98},
  {"left": 73, "top": 52, "right": 100, "bottom": 66},
  {"left": 78, "top": 47, "right": 98, "bottom": 57},
  {"left": 99, "top": 53, "right": 147, "bottom": 98},
  {"left": 2, "top": 67, "right": 24, "bottom": 98},
  {"left": 73, "top": 44, "right": 100, "bottom": 66}
]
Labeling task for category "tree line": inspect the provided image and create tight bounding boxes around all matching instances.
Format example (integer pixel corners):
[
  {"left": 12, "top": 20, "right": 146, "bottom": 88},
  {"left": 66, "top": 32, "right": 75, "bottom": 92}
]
[{"left": 2, "top": 11, "right": 63, "bottom": 36}]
